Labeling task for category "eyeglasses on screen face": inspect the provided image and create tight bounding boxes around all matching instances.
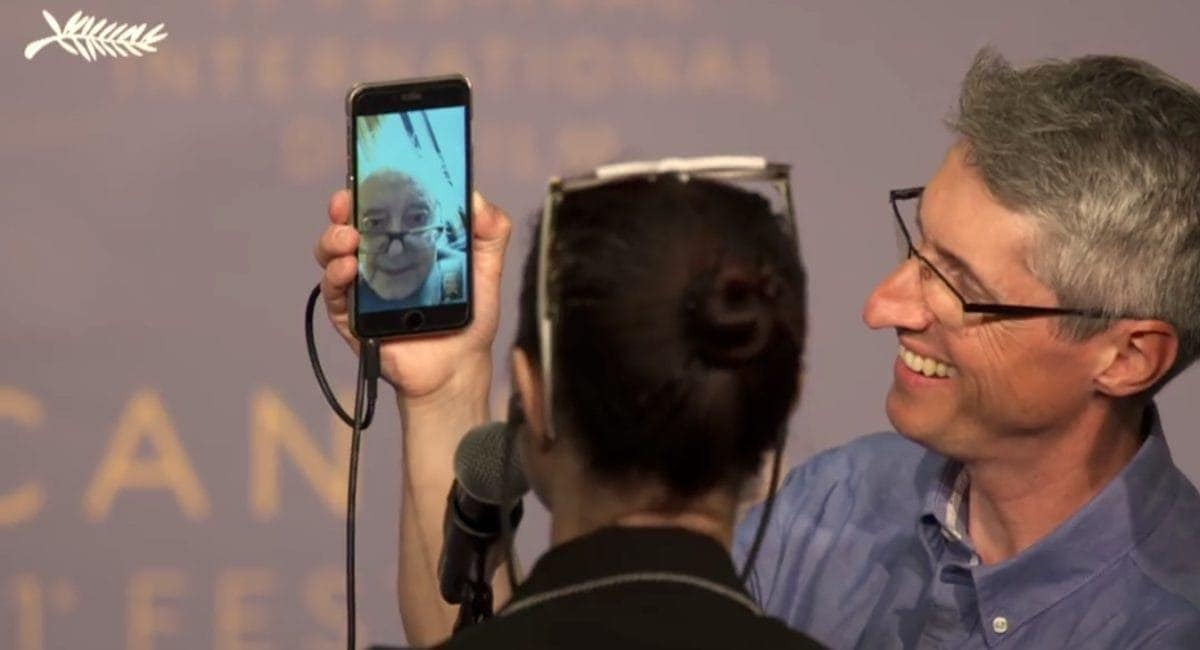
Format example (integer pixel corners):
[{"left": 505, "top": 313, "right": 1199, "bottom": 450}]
[{"left": 360, "top": 223, "right": 444, "bottom": 248}]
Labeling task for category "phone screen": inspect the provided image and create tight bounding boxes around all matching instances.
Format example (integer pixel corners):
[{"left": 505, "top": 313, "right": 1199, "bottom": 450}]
[
  {"left": 355, "top": 105, "right": 468, "bottom": 315},
  {"left": 349, "top": 77, "right": 471, "bottom": 340}
]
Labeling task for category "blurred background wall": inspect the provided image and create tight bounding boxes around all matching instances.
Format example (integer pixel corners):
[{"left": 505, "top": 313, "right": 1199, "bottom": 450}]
[{"left": 4, "top": 1, "right": 1199, "bottom": 647}]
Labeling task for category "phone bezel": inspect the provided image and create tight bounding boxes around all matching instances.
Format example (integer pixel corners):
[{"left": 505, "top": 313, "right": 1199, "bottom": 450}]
[{"left": 346, "top": 75, "right": 473, "bottom": 340}]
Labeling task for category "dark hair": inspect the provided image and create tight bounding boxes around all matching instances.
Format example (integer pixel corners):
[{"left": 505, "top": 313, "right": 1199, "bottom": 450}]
[{"left": 514, "top": 176, "right": 807, "bottom": 498}]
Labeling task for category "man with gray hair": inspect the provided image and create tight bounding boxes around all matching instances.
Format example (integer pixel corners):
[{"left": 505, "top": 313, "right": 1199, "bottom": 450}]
[
  {"left": 737, "top": 48, "right": 1200, "bottom": 647},
  {"left": 312, "top": 48, "right": 1200, "bottom": 647}
]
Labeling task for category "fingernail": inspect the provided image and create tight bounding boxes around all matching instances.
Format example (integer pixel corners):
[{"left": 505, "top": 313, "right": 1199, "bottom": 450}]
[{"left": 472, "top": 191, "right": 485, "bottom": 213}]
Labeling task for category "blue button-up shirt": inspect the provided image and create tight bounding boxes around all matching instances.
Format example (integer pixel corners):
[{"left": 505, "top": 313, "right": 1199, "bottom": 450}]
[{"left": 736, "top": 408, "right": 1200, "bottom": 648}]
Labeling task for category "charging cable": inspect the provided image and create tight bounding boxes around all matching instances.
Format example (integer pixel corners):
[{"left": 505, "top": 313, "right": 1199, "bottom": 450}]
[{"left": 306, "top": 285, "right": 380, "bottom": 650}]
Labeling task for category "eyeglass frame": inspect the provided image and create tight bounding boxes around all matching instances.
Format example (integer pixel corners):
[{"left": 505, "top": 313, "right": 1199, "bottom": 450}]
[
  {"left": 538, "top": 156, "right": 797, "bottom": 440},
  {"left": 359, "top": 222, "right": 446, "bottom": 249},
  {"left": 889, "top": 186, "right": 1135, "bottom": 322}
]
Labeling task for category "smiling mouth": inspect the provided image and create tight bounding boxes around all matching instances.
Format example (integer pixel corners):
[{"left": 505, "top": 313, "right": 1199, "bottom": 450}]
[
  {"left": 898, "top": 344, "right": 957, "bottom": 378},
  {"left": 378, "top": 261, "right": 418, "bottom": 275}
]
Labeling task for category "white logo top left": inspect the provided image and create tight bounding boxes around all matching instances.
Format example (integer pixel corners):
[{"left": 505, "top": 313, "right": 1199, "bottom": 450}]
[{"left": 24, "top": 10, "right": 167, "bottom": 61}]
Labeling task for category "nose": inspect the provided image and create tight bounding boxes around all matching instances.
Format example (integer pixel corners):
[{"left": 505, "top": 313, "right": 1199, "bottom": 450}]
[
  {"left": 862, "top": 259, "right": 935, "bottom": 331},
  {"left": 386, "top": 234, "right": 407, "bottom": 255}
]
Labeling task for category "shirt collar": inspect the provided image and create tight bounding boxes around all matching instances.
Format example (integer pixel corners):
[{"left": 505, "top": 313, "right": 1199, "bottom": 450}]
[
  {"left": 923, "top": 459, "right": 971, "bottom": 544},
  {"left": 503, "top": 526, "right": 749, "bottom": 610},
  {"left": 923, "top": 405, "right": 1183, "bottom": 645},
  {"left": 918, "top": 457, "right": 981, "bottom": 578}
]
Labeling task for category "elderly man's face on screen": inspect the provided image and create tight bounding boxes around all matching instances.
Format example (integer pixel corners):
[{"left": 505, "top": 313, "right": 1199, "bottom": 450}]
[{"left": 358, "top": 170, "right": 440, "bottom": 300}]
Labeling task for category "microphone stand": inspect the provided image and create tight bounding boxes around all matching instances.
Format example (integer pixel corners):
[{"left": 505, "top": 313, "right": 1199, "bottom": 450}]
[
  {"left": 453, "top": 551, "right": 494, "bottom": 631},
  {"left": 442, "top": 485, "right": 524, "bottom": 633}
]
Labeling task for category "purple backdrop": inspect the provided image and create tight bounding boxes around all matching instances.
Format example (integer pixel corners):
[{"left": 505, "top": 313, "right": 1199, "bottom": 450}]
[{"left": 3, "top": 1, "right": 1198, "bottom": 648}]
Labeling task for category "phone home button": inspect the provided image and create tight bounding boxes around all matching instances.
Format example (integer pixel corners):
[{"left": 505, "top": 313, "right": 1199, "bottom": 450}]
[{"left": 404, "top": 311, "right": 425, "bottom": 330}]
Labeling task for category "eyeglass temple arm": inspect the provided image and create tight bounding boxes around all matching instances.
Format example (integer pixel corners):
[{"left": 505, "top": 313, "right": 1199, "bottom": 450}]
[
  {"left": 890, "top": 186, "right": 924, "bottom": 202},
  {"left": 962, "top": 303, "right": 1113, "bottom": 319}
]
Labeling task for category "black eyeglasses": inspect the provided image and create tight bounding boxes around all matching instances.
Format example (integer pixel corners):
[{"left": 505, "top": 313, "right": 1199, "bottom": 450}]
[
  {"left": 360, "top": 224, "right": 445, "bottom": 248},
  {"left": 889, "top": 186, "right": 1118, "bottom": 321}
]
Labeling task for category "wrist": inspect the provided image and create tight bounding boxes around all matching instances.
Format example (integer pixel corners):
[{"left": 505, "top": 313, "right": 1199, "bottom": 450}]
[{"left": 398, "top": 353, "right": 493, "bottom": 434}]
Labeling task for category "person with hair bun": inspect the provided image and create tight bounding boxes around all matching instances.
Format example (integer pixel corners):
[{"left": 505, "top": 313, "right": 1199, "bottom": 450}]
[
  {"left": 314, "top": 168, "right": 823, "bottom": 648},
  {"left": 442, "top": 174, "right": 820, "bottom": 648}
]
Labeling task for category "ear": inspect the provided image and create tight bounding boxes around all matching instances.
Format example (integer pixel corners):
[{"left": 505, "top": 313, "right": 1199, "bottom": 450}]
[
  {"left": 1093, "top": 320, "right": 1179, "bottom": 397},
  {"left": 511, "top": 348, "right": 554, "bottom": 450}
]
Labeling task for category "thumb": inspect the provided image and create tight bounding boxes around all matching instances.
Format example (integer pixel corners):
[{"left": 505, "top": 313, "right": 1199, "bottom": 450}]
[{"left": 472, "top": 191, "right": 512, "bottom": 252}]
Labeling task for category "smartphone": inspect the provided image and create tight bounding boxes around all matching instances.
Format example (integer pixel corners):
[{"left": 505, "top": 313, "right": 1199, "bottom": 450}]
[{"left": 346, "top": 75, "right": 472, "bottom": 339}]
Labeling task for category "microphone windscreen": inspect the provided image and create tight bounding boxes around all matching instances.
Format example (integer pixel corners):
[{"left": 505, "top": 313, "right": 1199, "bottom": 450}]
[{"left": 453, "top": 421, "right": 529, "bottom": 505}]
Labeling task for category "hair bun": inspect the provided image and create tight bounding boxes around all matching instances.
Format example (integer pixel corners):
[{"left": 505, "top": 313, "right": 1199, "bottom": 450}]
[{"left": 684, "top": 263, "right": 781, "bottom": 368}]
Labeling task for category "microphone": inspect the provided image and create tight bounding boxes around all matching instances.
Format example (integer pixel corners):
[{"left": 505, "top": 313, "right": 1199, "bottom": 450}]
[{"left": 438, "top": 421, "right": 529, "bottom": 612}]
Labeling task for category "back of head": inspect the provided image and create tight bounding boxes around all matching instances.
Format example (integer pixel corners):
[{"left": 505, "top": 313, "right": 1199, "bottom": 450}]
[
  {"left": 952, "top": 47, "right": 1200, "bottom": 384},
  {"left": 515, "top": 175, "right": 807, "bottom": 499}
]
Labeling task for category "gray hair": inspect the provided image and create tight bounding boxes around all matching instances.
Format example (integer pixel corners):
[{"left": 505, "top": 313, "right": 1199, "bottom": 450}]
[{"left": 951, "top": 47, "right": 1200, "bottom": 384}]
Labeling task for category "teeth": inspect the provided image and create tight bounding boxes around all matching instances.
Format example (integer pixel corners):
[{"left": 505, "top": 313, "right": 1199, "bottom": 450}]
[{"left": 898, "top": 345, "right": 956, "bottom": 378}]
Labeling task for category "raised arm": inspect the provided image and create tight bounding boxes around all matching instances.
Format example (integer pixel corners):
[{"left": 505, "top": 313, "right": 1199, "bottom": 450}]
[{"left": 314, "top": 190, "right": 513, "bottom": 645}]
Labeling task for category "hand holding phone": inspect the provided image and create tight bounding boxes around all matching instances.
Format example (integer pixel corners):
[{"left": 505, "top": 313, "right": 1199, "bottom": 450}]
[
  {"left": 316, "top": 189, "right": 510, "bottom": 398},
  {"left": 347, "top": 75, "right": 473, "bottom": 339}
]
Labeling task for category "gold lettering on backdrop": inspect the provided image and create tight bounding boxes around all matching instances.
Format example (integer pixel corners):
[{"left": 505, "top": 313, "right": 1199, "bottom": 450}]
[
  {"left": 624, "top": 39, "right": 682, "bottom": 95},
  {"left": 249, "top": 388, "right": 350, "bottom": 520},
  {"left": 302, "top": 566, "right": 342, "bottom": 650},
  {"left": 9, "top": 565, "right": 396, "bottom": 650},
  {"left": 687, "top": 39, "right": 737, "bottom": 94},
  {"left": 83, "top": 390, "right": 211, "bottom": 522},
  {"left": 0, "top": 387, "right": 45, "bottom": 526},
  {"left": 8, "top": 575, "right": 79, "bottom": 650},
  {"left": 212, "top": 36, "right": 246, "bottom": 99},
  {"left": 307, "top": 37, "right": 350, "bottom": 95},
  {"left": 220, "top": 0, "right": 690, "bottom": 20},
  {"left": 214, "top": 569, "right": 275, "bottom": 650},
  {"left": 10, "top": 574, "right": 44, "bottom": 650},
  {"left": 107, "top": 32, "right": 781, "bottom": 110},
  {"left": 144, "top": 43, "right": 202, "bottom": 99},
  {"left": 128, "top": 569, "right": 186, "bottom": 650}
]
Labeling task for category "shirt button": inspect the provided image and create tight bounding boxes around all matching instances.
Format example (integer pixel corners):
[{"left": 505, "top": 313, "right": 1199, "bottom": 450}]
[{"left": 992, "top": 616, "right": 1009, "bottom": 634}]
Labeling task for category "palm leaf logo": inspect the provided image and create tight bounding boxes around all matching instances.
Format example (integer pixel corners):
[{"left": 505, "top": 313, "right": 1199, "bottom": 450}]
[{"left": 24, "top": 10, "right": 167, "bottom": 61}]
